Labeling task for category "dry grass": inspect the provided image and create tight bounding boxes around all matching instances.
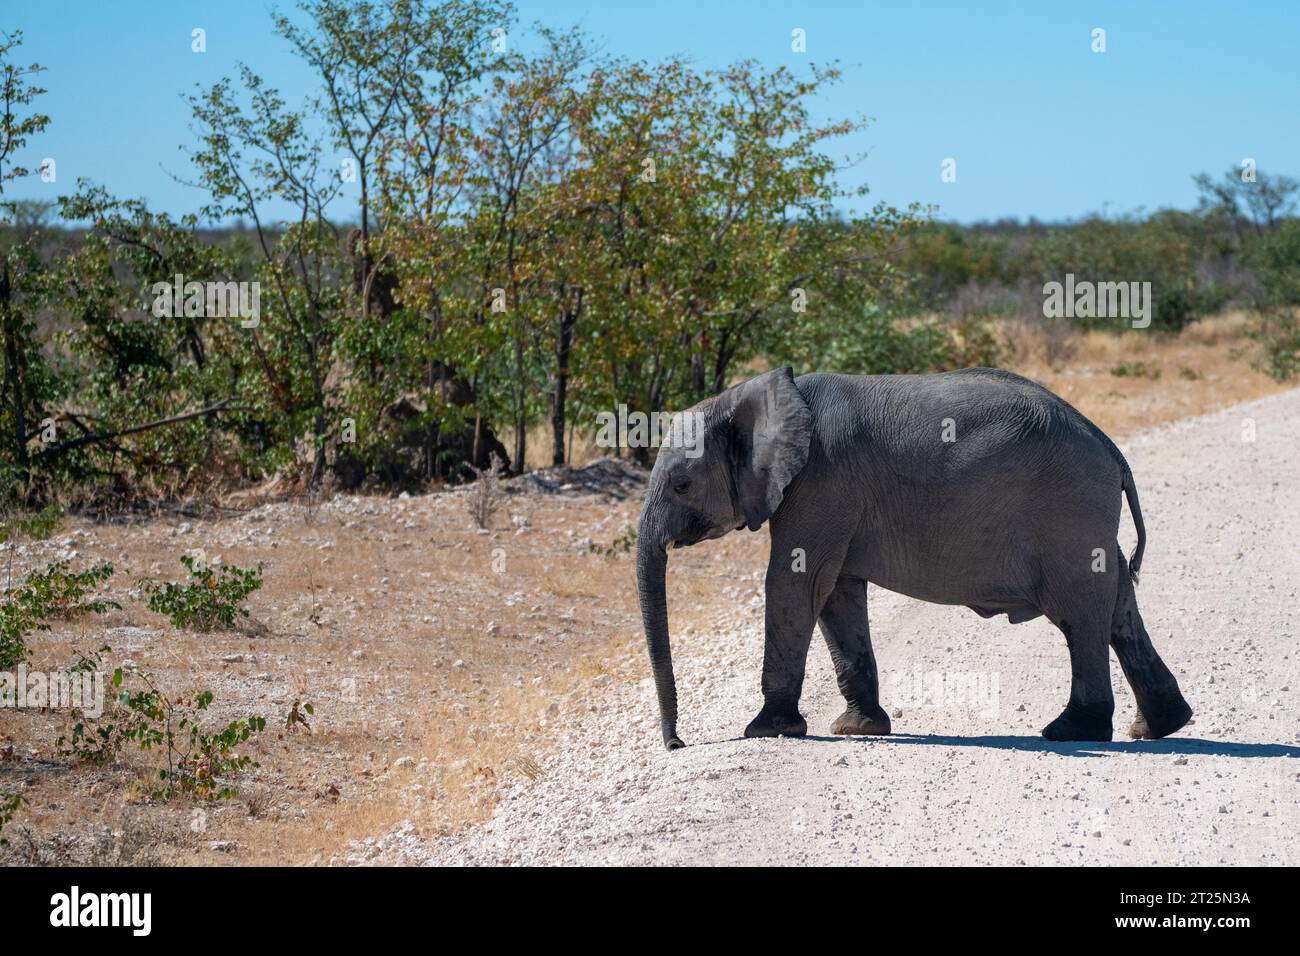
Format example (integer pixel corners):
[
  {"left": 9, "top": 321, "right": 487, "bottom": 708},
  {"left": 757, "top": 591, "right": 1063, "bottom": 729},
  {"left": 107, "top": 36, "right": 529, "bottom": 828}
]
[{"left": 1005, "top": 311, "right": 1288, "bottom": 436}]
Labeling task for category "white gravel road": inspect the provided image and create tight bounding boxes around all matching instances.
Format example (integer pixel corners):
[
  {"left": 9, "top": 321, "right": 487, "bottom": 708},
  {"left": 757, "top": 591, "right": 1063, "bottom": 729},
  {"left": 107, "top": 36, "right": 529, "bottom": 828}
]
[{"left": 415, "top": 389, "right": 1300, "bottom": 866}]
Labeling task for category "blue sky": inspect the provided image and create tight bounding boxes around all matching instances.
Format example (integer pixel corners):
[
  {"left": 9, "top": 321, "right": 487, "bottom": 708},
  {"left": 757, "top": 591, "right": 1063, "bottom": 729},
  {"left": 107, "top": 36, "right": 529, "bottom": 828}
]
[{"left": 5, "top": 0, "right": 1298, "bottom": 224}]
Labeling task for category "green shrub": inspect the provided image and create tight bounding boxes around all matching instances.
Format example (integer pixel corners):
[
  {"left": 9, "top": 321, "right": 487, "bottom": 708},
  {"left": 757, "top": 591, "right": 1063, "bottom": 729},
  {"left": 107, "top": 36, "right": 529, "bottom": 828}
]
[
  {"left": 808, "top": 306, "right": 1003, "bottom": 375},
  {"left": 285, "top": 699, "right": 315, "bottom": 734},
  {"left": 113, "top": 675, "right": 266, "bottom": 800},
  {"left": 1026, "top": 216, "right": 1220, "bottom": 332},
  {"left": 54, "top": 645, "right": 268, "bottom": 799},
  {"left": 590, "top": 527, "right": 637, "bottom": 557},
  {"left": 1241, "top": 221, "right": 1300, "bottom": 381},
  {"left": 141, "top": 555, "right": 264, "bottom": 632},
  {"left": 1249, "top": 310, "right": 1300, "bottom": 382},
  {"left": 0, "top": 561, "right": 118, "bottom": 669},
  {"left": 943, "top": 317, "right": 1006, "bottom": 369},
  {"left": 55, "top": 643, "right": 124, "bottom": 764},
  {"left": 0, "top": 791, "right": 24, "bottom": 845},
  {"left": 1110, "top": 361, "right": 1161, "bottom": 379},
  {"left": 0, "top": 504, "right": 64, "bottom": 542}
]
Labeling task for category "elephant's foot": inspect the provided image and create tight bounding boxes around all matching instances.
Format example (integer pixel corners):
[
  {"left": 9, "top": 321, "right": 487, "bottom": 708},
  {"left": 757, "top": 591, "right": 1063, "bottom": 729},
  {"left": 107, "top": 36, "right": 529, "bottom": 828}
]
[
  {"left": 1042, "top": 701, "right": 1113, "bottom": 742},
  {"left": 744, "top": 700, "right": 807, "bottom": 739},
  {"left": 1128, "top": 697, "right": 1192, "bottom": 740},
  {"left": 830, "top": 704, "right": 891, "bottom": 736}
]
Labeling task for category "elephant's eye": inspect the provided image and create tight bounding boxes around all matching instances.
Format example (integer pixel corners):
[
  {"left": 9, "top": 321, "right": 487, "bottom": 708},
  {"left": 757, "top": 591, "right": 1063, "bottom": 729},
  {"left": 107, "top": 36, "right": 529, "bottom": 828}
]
[{"left": 671, "top": 474, "right": 692, "bottom": 494}]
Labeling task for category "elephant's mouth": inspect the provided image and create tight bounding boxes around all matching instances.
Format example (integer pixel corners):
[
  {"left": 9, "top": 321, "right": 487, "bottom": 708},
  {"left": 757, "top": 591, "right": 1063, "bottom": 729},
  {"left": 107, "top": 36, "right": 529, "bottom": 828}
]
[{"left": 671, "top": 525, "right": 737, "bottom": 550}]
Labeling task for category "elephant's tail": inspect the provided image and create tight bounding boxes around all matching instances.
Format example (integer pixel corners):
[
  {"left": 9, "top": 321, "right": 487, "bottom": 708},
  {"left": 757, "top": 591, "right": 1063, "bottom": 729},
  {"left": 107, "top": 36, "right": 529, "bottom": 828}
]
[{"left": 1121, "top": 467, "right": 1146, "bottom": 585}]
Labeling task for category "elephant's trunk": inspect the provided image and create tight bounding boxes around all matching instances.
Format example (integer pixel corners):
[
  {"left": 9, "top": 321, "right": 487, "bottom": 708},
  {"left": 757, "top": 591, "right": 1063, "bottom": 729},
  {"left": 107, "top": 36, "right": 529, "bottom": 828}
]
[{"left": 636, "top": 513, "right": 684, "bottom": 749}]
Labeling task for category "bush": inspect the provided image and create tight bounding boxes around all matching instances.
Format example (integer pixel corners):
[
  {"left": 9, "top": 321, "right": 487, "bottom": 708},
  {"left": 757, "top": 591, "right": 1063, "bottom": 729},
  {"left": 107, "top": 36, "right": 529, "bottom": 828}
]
[
  {"left": 1024, "top": 216, "right": 1222, "bottom": 332},
  {"left": 113, "top": 677, "right": 266, "bottom": 801},
  {"left": 0, "top": 504, "right": 64, "bottom": 542},
  {"left": 0, "top": 560, "right": 118, "bottom": 669},
  {"left": 589, "top": 527, "right": 637, "bottom": 556},
  {"left": 808, "top": 305, "right": 1002, "bottom": 376},
  {"left": 1249, "top": 310, "right": 1300, "bottom": 381},
  {"left": 466, "top": 452, "right": 507, "bottom": 530},
  {"left": 141, "top": 555, "right": 264, "bottom": 632},
  {"left": 0, "top": 791, "right": 24, "bottom": 846},
  {"left": 58, "top": 646, "right": 267, "bottom": 800}
]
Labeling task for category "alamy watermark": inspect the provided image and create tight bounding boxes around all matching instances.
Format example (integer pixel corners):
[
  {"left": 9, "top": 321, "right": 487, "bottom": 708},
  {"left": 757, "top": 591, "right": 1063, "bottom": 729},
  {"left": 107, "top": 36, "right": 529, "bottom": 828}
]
[
  {"left": 886, "top": 665, "right": 1000, "bottom": 718},
  {"left": 1, "top": 664, "right": 105, "bottom": 718},
  {"left": 50, "top": 886, "right": 151, "bottom": 936},
  {"left": 1043, "top": 273, "right": 1151, "bottom": 329},
  {"left": 594, "top": 407, "right": 705, "bottom": 458},
  {"left": 150, "top": 274, "right": 260, "bottom": 328}
]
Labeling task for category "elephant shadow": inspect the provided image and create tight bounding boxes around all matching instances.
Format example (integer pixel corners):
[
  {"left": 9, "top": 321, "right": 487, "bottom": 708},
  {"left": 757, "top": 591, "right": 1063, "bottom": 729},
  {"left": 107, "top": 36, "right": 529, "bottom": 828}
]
[{"left": 799, "top": 733, "right": 1300, "bottom": 759}]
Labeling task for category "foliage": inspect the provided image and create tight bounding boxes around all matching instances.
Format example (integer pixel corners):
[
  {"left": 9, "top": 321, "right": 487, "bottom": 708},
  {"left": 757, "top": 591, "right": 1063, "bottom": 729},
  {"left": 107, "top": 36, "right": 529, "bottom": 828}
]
[
  {"left": 1, "top": 31, "right": 58, "bottom": 504},
  {"left": 114, "top": 674, "right": 266, "bottom": 800},
  {"left": 1248, "top": 310, "right": 1300, "bottom": 382},
  {"left": 589, "top": 526, "right": 637, "bottom": 557},
  {"left": 1239, "top": 218, "right": 1300, "bottom": 381},
  {"left": 0, "top": 503, "right": 62, "bottom": 541},
  {"left": 54, "top": 644, "right": 121, "bottom": 763},
  {"left": 0, "top": 790, "right": 24, "bottom": 845},
  {"left": 1110, "top": 361, "right": 1161, "bottom": 379},
  {"left": 794, "top": 303, "right": 1002, "bottom": 376},
  {"left": 57, "top": 648, "right": 267, "bottom": 800},
  {"left": 0, "top": 559, "right": 118, "bottom": 669},
  {"left": 140, "top": 555, "right": 264, "bottom": 632},
  {"left": 285, "top": 699, "right": 314, "bottom": 734}
]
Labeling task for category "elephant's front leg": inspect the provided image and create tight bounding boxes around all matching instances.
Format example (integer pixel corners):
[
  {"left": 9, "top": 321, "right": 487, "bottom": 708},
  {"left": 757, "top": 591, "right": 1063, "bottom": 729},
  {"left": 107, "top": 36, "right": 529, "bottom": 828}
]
[
  {"left": 819, "top": 575, "right": 891, "bottom": 736},
  {"left": 744, "top": 537, "right": 843, "bottom": 739}
]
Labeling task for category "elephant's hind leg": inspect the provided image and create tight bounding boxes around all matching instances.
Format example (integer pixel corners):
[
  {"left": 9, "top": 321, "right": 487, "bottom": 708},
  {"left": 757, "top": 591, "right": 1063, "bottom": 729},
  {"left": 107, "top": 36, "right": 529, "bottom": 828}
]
[
  {"left": 1110, "top": 550, "right": 1193, "bottom": 739},
  {"left": 819, "top": 576, "right": 891, "bottom": 736},
  {"left": 1041, "top": 570, "right": 1116, "bottom": 742}
]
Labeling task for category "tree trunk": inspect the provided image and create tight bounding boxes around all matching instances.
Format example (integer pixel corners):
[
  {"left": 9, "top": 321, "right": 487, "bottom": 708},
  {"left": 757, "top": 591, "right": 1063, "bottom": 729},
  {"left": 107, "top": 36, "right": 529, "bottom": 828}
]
[
  {"left": 550, "top": 300, "right": 577, "bottom": 467},
  {"left": 513, "top": 330, "right": 526, "bottom": 474},
  {"left": 0, "top": 263, "right": 30, "bottom": 487}
]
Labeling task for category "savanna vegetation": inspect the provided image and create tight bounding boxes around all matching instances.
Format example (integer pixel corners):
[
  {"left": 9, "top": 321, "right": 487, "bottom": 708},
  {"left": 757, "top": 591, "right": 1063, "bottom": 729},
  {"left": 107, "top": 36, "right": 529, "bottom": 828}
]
[{"left": 1, "top": 1, "right": 1297, "bottom": 514}]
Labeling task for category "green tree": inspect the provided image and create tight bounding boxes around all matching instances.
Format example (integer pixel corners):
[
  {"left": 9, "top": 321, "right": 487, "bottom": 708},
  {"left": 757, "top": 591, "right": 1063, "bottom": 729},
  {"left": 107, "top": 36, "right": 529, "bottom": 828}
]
[{"left": 0, "top": 32, "right": 54, "bottom": 499}]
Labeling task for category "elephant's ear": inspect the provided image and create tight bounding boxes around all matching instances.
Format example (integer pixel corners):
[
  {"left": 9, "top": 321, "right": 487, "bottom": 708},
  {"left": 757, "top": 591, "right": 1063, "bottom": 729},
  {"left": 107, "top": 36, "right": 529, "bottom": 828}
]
[{"left": 728, "top": 367, "right": 812, "bottom": 531}]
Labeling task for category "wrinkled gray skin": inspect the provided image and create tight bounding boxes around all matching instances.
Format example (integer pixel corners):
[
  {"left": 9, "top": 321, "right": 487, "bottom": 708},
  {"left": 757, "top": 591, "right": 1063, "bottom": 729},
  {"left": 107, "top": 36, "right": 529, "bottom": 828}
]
[{"left": 636, "top": 366, "right": 1192, "bottom": 750}]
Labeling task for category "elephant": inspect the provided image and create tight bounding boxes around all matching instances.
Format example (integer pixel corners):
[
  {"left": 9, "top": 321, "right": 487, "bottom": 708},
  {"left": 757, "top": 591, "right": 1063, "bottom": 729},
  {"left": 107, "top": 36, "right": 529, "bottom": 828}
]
[{"left": 635, "top": 366, "right": 1192, "bottom": 750}]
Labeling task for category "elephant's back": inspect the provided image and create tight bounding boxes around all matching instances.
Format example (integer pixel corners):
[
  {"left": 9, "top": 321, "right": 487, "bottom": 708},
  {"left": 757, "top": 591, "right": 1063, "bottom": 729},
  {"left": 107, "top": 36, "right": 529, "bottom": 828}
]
[{"left": 796, "top": 368, "right": 1126, "bottom": 515}]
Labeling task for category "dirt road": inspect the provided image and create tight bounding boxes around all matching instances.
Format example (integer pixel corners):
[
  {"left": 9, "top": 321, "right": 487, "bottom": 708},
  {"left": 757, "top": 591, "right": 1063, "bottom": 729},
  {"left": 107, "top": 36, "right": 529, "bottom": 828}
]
[{"left": 413, "top": 389, "right": 1300, "bottom": 866}]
